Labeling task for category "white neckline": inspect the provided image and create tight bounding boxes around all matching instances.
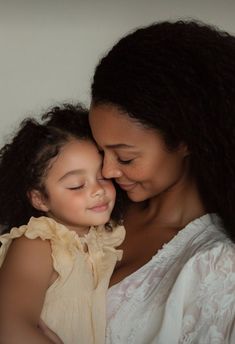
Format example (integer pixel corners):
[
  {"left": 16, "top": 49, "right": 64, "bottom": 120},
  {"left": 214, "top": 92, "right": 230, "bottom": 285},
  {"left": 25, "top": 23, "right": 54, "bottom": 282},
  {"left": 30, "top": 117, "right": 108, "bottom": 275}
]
[{"left": 108, "top": 213, "right": 223, "bottom": 292}]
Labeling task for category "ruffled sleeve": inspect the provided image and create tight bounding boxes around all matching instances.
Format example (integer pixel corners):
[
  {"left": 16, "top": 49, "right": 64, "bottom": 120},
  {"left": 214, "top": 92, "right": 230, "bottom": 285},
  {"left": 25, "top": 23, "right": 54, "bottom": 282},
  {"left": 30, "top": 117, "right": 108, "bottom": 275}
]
[
  {"left": 83, "top": 224, "right": 126, "bottom": 288},
  {"left": 0, "top": 217, "right": 84, "bottom": 277},
  {"left": 85, "top": 223, "right": 125, "bottom": 258},
  {"left": 0, "top": 217, "right": 126, "bottom": 344},
  {"left": 0, "top": 217, "right": 126, "bottom": 284}
]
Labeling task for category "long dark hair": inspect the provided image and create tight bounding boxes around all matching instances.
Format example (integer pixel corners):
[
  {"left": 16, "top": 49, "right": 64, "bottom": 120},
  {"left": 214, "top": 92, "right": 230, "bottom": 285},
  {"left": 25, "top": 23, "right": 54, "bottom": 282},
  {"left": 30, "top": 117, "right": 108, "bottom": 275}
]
[{"left": 92, "top": 20, "right": 235, "bottom": 241}]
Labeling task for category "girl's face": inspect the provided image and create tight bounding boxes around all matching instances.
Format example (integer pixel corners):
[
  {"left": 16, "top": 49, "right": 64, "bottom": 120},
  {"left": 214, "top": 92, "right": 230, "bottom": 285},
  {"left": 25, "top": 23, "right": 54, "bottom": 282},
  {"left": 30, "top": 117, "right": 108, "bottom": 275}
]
[
  {"left": 31, "top": 139, "right": 116, "bottom": 234},
  {"left": 89, "top": 104, "right": 189, "bottom": 203}
]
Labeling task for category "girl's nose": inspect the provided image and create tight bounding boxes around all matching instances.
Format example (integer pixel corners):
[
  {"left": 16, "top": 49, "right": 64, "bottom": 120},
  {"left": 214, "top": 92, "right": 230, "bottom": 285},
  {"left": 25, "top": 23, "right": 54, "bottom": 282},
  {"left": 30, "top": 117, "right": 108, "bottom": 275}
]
[{"left": 91, "top": 183, "right": 105, "bottom": 198}]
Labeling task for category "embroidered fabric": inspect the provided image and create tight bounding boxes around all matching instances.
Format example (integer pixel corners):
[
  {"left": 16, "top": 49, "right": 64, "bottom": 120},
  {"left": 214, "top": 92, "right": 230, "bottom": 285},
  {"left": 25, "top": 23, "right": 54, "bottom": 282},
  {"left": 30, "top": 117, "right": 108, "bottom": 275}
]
[{"left": 106, "top": 214, "right": 235, "bottom": 344}]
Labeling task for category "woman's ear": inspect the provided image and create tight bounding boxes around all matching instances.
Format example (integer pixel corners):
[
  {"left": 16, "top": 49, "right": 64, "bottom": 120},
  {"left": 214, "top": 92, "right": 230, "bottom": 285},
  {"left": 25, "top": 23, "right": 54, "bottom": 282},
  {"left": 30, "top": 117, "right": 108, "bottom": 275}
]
[
  {"left": 28, "top": 189, "right": 49, "bottom": 212},
  {"left": 179, "top": 142, "right": 190, "bottom": 158}
]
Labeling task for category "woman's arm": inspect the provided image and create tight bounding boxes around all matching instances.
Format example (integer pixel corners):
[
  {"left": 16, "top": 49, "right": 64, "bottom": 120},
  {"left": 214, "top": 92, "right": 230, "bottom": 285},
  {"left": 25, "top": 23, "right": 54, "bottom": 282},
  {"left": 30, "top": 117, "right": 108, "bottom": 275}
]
[{"left": 0, "top": 235, "right": 61, "bottom": 343}]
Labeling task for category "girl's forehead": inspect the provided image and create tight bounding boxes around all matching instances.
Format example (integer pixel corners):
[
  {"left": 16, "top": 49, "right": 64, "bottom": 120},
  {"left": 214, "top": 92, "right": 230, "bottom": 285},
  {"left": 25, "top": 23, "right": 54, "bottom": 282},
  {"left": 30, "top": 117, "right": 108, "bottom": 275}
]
[{"left": 44, "top": 139, "right": 102, "bottom": 180}]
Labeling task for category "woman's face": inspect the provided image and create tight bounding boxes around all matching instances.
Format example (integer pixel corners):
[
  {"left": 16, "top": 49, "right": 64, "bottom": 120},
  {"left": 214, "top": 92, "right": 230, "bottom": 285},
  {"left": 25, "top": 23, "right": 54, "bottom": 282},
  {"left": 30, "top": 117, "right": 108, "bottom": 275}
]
[{"left": 89, "top": 104, "right": 189, "bottom": 202}]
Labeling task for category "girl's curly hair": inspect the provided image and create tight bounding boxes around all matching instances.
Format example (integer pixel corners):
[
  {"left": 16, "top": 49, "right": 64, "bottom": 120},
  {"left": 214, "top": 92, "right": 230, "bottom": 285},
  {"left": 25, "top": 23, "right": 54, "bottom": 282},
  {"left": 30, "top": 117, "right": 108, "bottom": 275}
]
[
  {"left": 0, "top": 103, "right": 123, "bottom": 233},
  {"left": 92, "top": 20, "right": 235, "bottom": 241}
]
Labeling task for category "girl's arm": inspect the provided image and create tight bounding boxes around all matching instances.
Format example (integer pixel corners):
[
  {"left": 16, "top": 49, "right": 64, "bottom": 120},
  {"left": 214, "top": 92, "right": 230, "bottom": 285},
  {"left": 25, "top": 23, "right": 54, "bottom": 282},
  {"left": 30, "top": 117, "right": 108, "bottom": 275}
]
[
  {"left": 38, "top": 319, "right": 63, "bottom": 343},
  {"left": 0, "top": 235, "right": 62, "bottom": 343}
]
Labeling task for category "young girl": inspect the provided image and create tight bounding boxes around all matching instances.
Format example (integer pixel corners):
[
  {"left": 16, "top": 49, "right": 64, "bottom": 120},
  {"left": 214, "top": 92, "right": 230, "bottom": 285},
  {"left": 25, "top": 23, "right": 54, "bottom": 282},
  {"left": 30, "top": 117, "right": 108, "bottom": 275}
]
[{"left": 0, "top": 104, "right": 125, "bottom": 344}]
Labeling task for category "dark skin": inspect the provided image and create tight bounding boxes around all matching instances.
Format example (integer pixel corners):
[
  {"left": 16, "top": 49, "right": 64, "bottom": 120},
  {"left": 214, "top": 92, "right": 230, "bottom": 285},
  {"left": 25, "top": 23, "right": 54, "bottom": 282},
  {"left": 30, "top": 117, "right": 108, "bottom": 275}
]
[
  {"left": 109, "top": 189, "right": 205, "bottom": 287},
  {"left": 109, "top": 202, "right": 181, "bottom": 286},
  {"left": 89, "top": 104, "right": 206, "bottom": 288}
]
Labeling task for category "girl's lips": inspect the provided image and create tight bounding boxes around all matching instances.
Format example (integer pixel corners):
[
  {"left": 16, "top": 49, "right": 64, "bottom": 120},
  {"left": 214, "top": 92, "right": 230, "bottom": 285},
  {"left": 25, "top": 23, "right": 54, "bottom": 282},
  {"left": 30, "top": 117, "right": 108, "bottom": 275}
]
[
  {"left": 117, "top": 182, "right": 137, "bottom": 191},
  {"left": 88, "top": 203, "right": 109, "bottom": 212}
]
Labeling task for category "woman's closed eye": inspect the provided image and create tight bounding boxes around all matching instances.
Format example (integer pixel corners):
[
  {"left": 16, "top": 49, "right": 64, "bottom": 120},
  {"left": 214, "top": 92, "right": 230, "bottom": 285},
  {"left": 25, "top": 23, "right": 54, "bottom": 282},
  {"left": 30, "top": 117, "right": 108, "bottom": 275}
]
[{"left": 117, "top": 157, "right": 134, "bottom": 165}]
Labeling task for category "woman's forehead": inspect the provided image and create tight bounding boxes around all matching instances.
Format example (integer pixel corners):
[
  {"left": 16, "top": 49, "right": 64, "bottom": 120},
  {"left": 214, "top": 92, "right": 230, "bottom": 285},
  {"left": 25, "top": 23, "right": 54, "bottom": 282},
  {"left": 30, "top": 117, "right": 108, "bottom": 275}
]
[
  {"left": 89, "top": 104, "right": 144, "bottom": 131},
  {"left": 89, "top": 104, "right": 163, "bottom": 149},
  {"left": 90, "top": 106, "right": 138, "bottom": 137}
]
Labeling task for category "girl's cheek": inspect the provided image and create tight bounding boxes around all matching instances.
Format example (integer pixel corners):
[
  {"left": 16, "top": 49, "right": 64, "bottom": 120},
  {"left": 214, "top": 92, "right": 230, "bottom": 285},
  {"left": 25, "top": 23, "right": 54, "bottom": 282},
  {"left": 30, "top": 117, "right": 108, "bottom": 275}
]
[{"left": 108, "top": 184, "right": 116, "bottom": 198}]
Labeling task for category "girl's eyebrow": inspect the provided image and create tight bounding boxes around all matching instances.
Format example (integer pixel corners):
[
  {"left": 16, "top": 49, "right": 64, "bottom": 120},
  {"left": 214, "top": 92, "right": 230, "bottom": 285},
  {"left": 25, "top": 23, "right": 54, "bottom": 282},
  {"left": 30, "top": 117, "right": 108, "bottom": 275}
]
[
  {"left": 58, "top": 161, "right": 103, "bottom": 182},
  {"left": 59, "top": 169, "right": 85, "bottom": 182}
]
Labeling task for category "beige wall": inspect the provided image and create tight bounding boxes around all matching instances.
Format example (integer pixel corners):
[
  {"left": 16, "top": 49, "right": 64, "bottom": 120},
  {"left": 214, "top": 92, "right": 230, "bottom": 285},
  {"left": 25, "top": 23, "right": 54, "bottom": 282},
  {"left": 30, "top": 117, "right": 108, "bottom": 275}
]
[{"left": 1, "top": 0, "right": 235, "bottom": 145}]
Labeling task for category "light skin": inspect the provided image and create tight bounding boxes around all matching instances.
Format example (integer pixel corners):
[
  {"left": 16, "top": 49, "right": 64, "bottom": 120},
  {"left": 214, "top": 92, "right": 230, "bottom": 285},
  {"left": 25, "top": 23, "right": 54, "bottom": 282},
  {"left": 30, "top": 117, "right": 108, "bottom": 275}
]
[
  {"left": 89, "top": 103, "right": 206, "bottom": 286},
  {"left": 31, "top": 139, "right": 116, "bottom": 235},
  {"left": 0, "top": 138, "right": 116, "bottom": 343}
]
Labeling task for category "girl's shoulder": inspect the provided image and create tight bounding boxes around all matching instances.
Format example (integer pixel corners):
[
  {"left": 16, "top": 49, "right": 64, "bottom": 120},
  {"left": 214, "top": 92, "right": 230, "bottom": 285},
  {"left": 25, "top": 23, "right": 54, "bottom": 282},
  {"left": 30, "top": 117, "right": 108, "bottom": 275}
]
[
  {"left": 0, "top": 216, "right": 80, "bottom": 246},
  {"left": 0, "top": 217, "right": 81, "bottom": 267},
  {"left": 0, "top": 217, "right": 85, "bottom": 283}
]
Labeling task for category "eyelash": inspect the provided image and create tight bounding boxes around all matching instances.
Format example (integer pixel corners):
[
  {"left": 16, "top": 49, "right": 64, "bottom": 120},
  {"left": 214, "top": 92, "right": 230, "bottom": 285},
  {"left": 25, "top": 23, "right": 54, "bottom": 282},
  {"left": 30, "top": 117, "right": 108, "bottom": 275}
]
[
  {"left": 67, "top": 177, "right": 108, "bottom": 190},
  {"left": 99, "top": 148, "right": 134, "bottom": 165},
  {"left": 117, "top": 158, "right": 133, "bottom": 165},
  {"left": 68, "top": 185, "right": 85, "bottom": 190}
]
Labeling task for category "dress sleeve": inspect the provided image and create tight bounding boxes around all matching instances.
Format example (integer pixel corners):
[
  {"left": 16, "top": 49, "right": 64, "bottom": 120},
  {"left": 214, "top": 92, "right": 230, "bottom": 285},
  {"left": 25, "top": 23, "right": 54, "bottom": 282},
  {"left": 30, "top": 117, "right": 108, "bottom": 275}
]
[
  {"left": 97, "top": 224, "right": 126, "bottom": 260},
  {"left": 173, "top": 241, "right": 235, "bottom": 344},
  {"left": 0, "top": 216, "right": 83, "bottom": 279}
]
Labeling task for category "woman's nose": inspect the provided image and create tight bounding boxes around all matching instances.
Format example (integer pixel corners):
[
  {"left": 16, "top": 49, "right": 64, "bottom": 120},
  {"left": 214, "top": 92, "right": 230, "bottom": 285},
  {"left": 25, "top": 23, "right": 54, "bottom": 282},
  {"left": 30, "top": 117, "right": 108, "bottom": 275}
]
[{"left": 102, "top": 156, "right": 122, "bottom": 179}]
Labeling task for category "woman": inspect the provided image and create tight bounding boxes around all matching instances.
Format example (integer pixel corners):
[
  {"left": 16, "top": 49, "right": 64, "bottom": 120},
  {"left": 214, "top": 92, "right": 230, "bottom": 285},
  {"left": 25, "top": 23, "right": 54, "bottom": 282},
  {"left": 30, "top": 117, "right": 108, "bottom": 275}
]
[
  {"left": 41, "top": 20, "right": 235, "bottom": 343},
  {"left": 89, "top": 20, "right": 235, "bottom": 343}
]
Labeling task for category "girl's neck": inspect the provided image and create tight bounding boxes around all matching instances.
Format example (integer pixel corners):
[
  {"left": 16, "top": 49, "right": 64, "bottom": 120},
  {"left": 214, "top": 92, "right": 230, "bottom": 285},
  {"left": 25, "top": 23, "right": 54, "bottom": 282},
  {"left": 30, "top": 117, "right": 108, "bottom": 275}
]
[
  {"left": 67, "top": 225, "right": 90, "bottom": 237},
  {"left": 48, "top": 214, "right": 90, "bottom": 237}
]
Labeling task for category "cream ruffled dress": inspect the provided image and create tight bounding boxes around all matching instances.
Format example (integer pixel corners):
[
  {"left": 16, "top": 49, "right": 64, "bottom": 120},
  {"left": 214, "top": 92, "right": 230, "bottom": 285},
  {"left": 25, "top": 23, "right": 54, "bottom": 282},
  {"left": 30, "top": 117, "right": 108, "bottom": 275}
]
[{"left": 0, "top": 216, "right": 125, "bottom": 344}]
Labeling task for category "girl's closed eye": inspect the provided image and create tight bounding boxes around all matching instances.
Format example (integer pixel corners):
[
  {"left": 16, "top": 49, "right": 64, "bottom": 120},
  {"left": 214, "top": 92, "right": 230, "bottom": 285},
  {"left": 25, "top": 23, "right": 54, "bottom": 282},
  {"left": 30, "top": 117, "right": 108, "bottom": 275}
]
[{"left": 67, "top": 184, "right": 85, "bottom": 190}]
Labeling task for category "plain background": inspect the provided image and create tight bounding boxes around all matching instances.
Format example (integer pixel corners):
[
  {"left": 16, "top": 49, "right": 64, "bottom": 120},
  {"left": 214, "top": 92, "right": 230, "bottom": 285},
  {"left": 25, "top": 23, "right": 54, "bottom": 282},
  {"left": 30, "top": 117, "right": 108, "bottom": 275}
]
[{"left": 1, "top": 0, "right": 235, "bottom": 145}]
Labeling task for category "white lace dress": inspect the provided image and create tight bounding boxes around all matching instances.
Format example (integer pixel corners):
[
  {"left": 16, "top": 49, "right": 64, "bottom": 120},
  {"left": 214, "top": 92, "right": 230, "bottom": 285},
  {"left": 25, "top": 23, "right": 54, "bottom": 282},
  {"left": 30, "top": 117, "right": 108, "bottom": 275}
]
[{"left": 106, "top": 214, "right": 235, "bottom": 344}]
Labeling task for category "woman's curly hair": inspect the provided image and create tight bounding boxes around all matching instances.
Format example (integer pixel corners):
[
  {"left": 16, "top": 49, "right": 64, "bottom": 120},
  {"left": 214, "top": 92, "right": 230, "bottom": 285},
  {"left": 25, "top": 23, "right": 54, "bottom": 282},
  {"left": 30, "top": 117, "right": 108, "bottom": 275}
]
[
  {"left": 92, "top": 20, "right": 235, "bottom": 241},
  {"left": 0, "top": 103, "right": 122, "bottom": 233}
]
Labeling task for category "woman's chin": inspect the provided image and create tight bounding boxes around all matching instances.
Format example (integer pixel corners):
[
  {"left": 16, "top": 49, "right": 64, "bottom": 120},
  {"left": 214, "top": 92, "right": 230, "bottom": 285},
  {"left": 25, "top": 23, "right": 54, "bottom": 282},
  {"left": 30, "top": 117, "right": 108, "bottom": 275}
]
[{"left": 126, "top": 191, "right": 148, "bottom": 202}]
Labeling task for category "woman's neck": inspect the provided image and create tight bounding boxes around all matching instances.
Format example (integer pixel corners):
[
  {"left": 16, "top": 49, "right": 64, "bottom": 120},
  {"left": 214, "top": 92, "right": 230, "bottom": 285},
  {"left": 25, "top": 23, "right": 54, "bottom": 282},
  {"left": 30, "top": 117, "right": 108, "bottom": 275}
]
[{"left": 132, "top": 176, "right": 206, "bottom": 231}]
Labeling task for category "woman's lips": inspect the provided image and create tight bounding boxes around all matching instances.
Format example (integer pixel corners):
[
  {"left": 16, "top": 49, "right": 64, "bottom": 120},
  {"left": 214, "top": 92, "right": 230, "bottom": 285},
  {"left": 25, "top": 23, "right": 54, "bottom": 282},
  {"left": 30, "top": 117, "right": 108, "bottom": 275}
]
[{"left": 117, "top": 182, "right": 137, "bottom": 191}]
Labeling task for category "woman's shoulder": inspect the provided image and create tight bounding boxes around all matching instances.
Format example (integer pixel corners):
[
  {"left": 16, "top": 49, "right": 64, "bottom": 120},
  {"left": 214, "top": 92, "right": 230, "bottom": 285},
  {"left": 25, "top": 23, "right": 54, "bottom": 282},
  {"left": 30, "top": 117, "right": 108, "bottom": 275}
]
[
  {"left": 186, "top": 213, "right": 235, "bottom": 260},
  {"left": 175, "top": 215, "right": 235, "bottom": 292},
  {"left": 172, "top": 213, "right": 235, "bottom": 274}
]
